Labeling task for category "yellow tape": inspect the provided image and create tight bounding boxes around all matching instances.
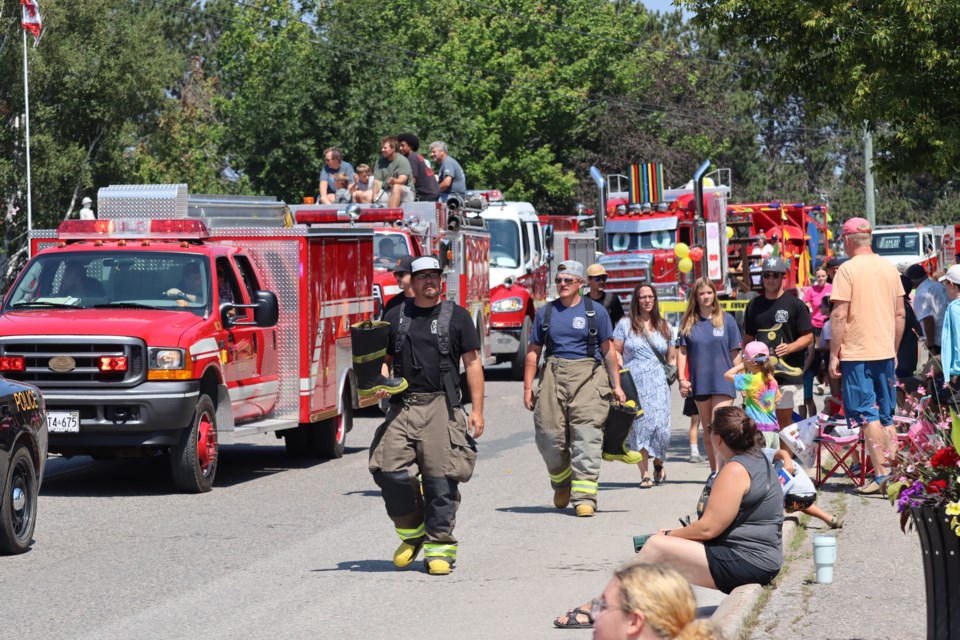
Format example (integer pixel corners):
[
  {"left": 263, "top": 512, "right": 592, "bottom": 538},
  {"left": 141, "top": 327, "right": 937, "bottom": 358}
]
[{"left": 658, "top": 299, "right": 749, "bottom": 314}]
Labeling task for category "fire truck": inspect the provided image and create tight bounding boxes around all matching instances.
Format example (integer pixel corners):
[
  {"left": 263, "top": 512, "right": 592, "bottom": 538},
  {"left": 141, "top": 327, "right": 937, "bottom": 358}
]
[
  {"left": 601, "top": 165, "right": 832, "bottom": 310},
  {"left": 298, "top": 199, "right": 493, "bottom": 364},
  {"left": 870, "top": 224, "right": 939, "bottom": 272},
  {"left": 538, "top": 213, "right": 597, "bottom": 298},
  {"left": 0, "top": 184, "right": 378, "bottom": 493}
]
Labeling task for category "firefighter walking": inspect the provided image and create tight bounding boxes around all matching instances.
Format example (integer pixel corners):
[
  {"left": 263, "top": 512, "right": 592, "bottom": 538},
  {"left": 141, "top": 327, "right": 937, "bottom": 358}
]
[
  {"left": 523, "top": 260, "right": 625, "bottom": 517},
  {"left": 368, "top": 256, "right": 485, "bottom": 575}
]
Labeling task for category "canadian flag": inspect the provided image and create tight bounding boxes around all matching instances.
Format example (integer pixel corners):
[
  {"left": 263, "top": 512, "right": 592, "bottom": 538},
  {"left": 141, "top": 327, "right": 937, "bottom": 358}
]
[{"left": 21, "top": 0, "right": 43, "bottom": 39}]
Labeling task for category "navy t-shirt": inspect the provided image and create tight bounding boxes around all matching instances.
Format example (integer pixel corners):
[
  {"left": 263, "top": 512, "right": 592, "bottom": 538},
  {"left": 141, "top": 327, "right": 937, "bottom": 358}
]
[
  {"left": 529, "top": 297, "right": 613, "bottom": 361},
  {"left": 678, "top": 312, "right": 741, "bottom": 397}
]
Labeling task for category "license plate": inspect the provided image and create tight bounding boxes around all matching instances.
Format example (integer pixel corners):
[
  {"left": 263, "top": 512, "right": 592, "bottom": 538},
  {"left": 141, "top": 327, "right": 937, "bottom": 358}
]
[{"left": 47, "top": 411, "right": 80, "bottom": 433}]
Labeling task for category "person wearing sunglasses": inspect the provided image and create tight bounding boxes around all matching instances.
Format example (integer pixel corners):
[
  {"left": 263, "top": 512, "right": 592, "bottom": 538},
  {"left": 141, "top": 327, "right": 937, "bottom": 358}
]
[
  {"left": 743, "top": 256, "right": 814, "bottom": 432},
  {"left": 523, "top": 260, "right": 626, "bottom": 518},
  {"left": 585, "top": 263, "right": 625, "bottom": 327}
]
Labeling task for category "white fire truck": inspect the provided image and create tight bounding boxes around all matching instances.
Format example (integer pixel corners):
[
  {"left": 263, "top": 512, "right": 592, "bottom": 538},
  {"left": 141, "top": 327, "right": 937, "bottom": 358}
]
[{"left": 0, "top": 184, "right": 377, "bottom": 492}]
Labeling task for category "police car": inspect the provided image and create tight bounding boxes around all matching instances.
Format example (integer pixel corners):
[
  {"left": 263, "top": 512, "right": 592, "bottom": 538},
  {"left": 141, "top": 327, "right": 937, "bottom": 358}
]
[{"left": 0, "top": 375, "right": 46, "bottom": 554}]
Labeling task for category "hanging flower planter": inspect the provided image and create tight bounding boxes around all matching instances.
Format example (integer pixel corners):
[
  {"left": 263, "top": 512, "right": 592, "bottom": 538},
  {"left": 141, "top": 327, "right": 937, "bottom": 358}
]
[{"left": 911, "top": 505, "right": 960, "bottom": 640}]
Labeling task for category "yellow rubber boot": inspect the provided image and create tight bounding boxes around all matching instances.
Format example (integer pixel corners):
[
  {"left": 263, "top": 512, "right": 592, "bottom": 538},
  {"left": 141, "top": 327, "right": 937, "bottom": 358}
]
[
  {"left": 575, "top": 504, "right": 595, "bottom": 517},
  {"left": 393, "top": 539, "right": 424, "bottom": 568},
  {"left": 427, "top": 558, "right": 452, "bottom": 575},
  {"left": 553, "top": 487, "right": 571, "bottom": 509}
]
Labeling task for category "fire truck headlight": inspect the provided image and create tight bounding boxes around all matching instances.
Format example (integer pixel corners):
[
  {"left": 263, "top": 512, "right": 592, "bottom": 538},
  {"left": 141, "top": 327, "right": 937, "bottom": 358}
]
[
  {"left": 148, "top": 348, "right": 191, "bottom": 380},
  {"left": 492, "top": 297, "right": 523, "bottom": 313}
]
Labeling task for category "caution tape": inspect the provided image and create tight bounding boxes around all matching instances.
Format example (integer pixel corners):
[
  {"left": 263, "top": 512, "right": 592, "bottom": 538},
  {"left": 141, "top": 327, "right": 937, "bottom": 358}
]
[{"left": 659, "top": 299, "right": 750, "bottom": 314}]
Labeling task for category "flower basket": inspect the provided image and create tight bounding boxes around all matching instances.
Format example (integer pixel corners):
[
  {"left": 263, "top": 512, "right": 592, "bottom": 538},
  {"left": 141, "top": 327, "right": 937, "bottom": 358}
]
[{"left": 910, "top": 505, "right": 960, "bottom": 640}]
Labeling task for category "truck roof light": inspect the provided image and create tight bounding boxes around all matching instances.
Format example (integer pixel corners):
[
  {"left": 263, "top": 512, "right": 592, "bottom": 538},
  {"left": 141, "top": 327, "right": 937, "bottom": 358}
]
[
  {"left": 0, "top": 356, "right": 25, "bottom": 372},
  {"left": 56, "top": 219, "right": 209, "bottom": 240},
  {"left": 478, "top": 189, "right": 503, "bottom": 202},
  {"left": 294, "top": 208, "right": 405, "bottom": 225}
]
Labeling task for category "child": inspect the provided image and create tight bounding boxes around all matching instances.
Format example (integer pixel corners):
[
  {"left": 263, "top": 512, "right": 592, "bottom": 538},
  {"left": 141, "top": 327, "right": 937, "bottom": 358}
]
[
  {"left": 333, "top": 173, "right": 352, "bottom": 204},
  {"left": 725, "top": 341, "right": 781, "bottom": 449},
  {"left": 769, "top": 448, "right": 843, "bottom": 529},
  {"left": 350, "top": 164, "right": 379, "bottom": 204}
]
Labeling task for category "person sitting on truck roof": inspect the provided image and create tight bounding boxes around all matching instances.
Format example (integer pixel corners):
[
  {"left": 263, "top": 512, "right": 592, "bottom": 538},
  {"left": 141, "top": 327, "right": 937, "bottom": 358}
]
[
  {"left": 333, "top": 173, "right": 352, "bottom": 204},
  {"left": 164, "top": 262, "right": 205, "bottom": 304},
  {"left": 319, "top": 147, "right": 355, "bottom": 205},
  {"left": 397, "top": 133, "right": 440, "bottom": 202},
  {"left": 58, "top": 262, "right": 104, "bottom": 300},
  {"left": 374, "top": 136, "right": 415, "bottom": 208},
  {"left": 350, "top": 164, "right": 378, "bottom": 204},
  {"left": 428, "top": 141, "right": 467, "bottom": 204}
]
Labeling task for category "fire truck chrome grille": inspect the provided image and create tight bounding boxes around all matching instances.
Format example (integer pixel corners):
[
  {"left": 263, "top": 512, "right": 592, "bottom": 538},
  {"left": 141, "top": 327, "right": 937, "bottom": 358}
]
[{"left": 0, "top": 338, "right": 146, "bottom": 387}]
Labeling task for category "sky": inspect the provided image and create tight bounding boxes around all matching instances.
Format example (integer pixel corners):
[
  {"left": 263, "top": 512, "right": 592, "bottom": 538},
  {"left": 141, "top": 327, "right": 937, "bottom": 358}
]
[{"left": 642, "top": 0, "right": 692, "bottom": 18}]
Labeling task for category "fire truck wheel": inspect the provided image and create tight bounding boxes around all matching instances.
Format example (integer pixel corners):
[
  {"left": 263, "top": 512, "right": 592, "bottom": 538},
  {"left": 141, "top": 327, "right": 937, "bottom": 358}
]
[
  {"left": 0, "top": 444, "right": 38, "bottom": 555},
  {"left": 170, "top": 395, "right": 218, "bottom": 493},
  {"left": 316, "top": 391, "right": 351, "bottom": 459},
  {"left": 510, "top": 316, "right": 531, "bottom": 381}
]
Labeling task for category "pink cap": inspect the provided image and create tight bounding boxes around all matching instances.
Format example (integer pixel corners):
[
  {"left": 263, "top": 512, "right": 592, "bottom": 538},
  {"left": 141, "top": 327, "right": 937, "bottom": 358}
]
[
  {"left": 743, "top": 341, "right": 770, "bottom": 362},
  {"left": 842, "top": 217, "right": 872, "bottom": 235}
]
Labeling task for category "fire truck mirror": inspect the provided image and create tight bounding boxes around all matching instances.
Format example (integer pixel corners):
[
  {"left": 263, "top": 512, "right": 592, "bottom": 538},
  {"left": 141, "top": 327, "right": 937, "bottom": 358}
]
[
  {"left": 543, "top": 224, "right": 555, "bottom": 251},
  {"left": 438, "top": 239, "right": 453, "bottom": 271},
  {"left": 252, "top": 290, "right": 280, "bottom": 328}
]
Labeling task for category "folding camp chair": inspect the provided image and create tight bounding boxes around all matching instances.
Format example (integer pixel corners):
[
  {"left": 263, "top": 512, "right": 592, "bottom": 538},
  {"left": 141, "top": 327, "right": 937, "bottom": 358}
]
[{"left": 815, "top": 413, "right": 867, "bottom": 488}]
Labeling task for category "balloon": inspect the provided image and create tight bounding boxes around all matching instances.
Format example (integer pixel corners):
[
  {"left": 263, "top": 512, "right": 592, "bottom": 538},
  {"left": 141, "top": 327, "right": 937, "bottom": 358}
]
[
  {"left": 760, "top": 243, "right": 775, "bottom": 259},
  {"left": 674, "top": 242, "right": 690, "bottom": 259},
  {"left": 726, "top": 227, "right": 734, "bottom": 240},
  {"left": 689, "top": 246, "right": 704, "bottom": 262},
  {"left": 826, "top": 230, "right": 834, "bottom": 240},
  {"left": 678, "top": 257, "right": 694, "bottom": 273}
]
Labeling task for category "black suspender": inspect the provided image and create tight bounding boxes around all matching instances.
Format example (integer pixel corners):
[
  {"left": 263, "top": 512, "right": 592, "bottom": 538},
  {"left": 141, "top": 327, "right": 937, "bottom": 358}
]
[{"left": 542, "top": 296, "right": 598, "bottom": 359}]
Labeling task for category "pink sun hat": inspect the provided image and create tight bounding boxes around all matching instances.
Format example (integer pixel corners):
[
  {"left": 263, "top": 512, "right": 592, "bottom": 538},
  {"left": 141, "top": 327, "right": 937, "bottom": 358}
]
[
  {"left": 842, "top": 217, "right": 872, "bottom": 235},
  {"left": 743, "top": 341, "right": 770, "bottom": 362}
]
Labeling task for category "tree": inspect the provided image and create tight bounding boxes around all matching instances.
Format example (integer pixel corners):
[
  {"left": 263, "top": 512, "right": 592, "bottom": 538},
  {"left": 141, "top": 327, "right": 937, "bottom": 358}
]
[{"left": 679, "top": 0, "right": 960, "bottom": 178}]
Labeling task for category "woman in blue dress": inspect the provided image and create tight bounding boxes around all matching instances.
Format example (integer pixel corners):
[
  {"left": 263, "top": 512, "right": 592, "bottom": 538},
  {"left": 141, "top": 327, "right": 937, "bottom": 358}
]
[{"left": 613, "top": 284, "right": 676, "bottom": 488}]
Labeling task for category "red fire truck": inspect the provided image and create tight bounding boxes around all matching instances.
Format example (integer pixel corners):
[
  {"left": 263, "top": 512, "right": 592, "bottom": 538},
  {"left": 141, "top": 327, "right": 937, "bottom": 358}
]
[{"left": 0, "top": 184, "right": 377, "bottom": 493}]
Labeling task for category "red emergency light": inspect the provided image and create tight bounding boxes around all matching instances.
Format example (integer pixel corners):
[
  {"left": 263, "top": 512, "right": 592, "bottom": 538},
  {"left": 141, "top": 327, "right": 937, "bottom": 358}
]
[
  {"left": 57, "top": 219, "right": 210, "bottom": 240},
  {"left": 0, "top": 356, "right": 25, "bottom": 371},
  {"left": 294, "top": 209, "right": 404, "bottom": 225},
  {"left": 477, "top": 190, "right": 503, "bottom": 202},
  {"left": 99, "top": 356, "right": 128, "bottom": 372}
]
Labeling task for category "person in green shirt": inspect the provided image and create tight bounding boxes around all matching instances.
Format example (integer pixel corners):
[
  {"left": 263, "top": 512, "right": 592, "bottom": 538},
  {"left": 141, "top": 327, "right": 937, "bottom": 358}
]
[{"left": 374, "top": 136, "right": 415, "bottom": 208}]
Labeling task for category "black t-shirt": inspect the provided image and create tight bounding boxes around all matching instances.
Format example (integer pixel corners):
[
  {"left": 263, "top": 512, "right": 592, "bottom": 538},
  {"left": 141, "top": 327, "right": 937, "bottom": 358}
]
[
  {"left": 382, "top": 292, "right": 410, "bottom": 316},
  {"left": 590, "top": 291, "right": 624, "bottom": 327},
  {"left": 408, "top": 153, "right": 440, "bottom": 201},
  {"left": 744, "top": 293, "right": 813, "bottom": 385},
  {"left": 897, "top": 299, "right": 922, "bottom": 377},
  {"left": 385, "top": 299, "right": 480, "bottom": 393}
]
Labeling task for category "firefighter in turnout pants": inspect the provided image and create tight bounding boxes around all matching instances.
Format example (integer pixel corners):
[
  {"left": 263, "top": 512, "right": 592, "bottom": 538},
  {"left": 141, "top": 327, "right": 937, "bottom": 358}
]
[
  {"left": 369, "top": 256, "right": 485, "bottom": 575},
  {"left": 523, "top": 260, "right": 626, "bottom": 517}
]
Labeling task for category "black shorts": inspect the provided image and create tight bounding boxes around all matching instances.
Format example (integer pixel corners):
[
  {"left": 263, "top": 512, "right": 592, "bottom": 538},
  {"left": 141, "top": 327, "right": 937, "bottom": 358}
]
[
  {"left": 704, "top": 544, "right": 781, "bottom": 594},
  {"left": 693, "top": 394, "right": 712, "bottom": 402},
  {"left": 683, "top": 396, "right": 699, "bottom": 417},
  {"left": 784, "top": 493, "right": 817, "bottom": 513}
]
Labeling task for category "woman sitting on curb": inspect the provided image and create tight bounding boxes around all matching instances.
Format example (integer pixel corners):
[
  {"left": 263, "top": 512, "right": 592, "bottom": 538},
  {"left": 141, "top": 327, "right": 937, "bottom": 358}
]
[
  {"left": 590, "top": 562, "right": 722, "bottom": 640},
  {"left": 555, "top": 406, "right": 784, "bottom": 629}
]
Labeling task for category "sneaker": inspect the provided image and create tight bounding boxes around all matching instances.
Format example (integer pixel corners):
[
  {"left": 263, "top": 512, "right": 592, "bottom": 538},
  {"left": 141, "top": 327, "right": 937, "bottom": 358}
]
[
  {"left": 575, "top": 504, "right": 595, "bottom": 517},
  {"left": 855, "top": 480, "right": 881, "bottom": 495},
  {"left": 707, "top": 471, "right": 718, "bottom": 483},
  {"left": 554, "top": 487, "right": 571, "bottom": 509},
  {"left": 689, "top": 454, "right": 702, "bottom": 464},
  {"left": 426, "top": 558, "right": 452, "bottom": 575},
  {"left": 393, "top": 539, "right": 424, "bottom": 568}
]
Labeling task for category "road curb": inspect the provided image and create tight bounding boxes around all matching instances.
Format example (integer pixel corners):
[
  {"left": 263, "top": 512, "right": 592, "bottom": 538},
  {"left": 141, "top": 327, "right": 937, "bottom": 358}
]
[{"left": 710, "top": 515, "right": 800, "bottom": 639}]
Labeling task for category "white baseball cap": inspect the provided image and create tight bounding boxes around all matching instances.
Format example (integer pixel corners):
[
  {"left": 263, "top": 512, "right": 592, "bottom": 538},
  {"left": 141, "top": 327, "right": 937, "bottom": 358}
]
[
  {"left": 411, "top": 256, "right": 442, "bottom": 274},
  {"left": 939, "top": 265, "right": 960, "bottom": 285}
]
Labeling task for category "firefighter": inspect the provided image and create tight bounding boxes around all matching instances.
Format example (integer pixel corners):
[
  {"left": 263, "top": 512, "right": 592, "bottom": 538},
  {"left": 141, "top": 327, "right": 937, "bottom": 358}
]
[
  {"left": 369, "top": 256, "right": 485, "bottom": 575},
  {"left": 523, "top": 260, "right": 626, "bottom": 517}
]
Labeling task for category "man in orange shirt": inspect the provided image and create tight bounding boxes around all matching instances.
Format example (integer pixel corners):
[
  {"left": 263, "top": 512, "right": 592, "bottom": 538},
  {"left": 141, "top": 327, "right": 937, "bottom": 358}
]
[{"left": 828, "top": 217, "right": 906, "bottom": 494}]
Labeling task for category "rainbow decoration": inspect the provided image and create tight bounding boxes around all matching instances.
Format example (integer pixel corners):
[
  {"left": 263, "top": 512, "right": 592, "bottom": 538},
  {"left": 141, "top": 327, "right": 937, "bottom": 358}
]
[{"left": 628, "top": 163, "right": 665, "bottom": 204}]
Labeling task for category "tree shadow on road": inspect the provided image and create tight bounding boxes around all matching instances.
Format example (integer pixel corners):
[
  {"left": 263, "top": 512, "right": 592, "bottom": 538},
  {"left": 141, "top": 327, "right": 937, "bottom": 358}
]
[{"left": 310, "top": 559, "right": 398, "bottom": 573}]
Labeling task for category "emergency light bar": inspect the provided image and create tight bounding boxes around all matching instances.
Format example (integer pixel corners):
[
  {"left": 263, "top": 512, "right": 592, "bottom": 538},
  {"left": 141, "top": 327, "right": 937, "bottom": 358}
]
[
  {"left": 56, "top": 219, "right": 210, "bottom": 240},
  {"left": 294, "top": 209, "right": 404, "bottom": 225}
]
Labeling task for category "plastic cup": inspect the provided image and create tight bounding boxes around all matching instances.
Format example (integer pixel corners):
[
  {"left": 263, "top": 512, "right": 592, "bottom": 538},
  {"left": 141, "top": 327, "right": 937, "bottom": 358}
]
[{"left": 812, "top": 534, "right": 837, "bottom": 584}]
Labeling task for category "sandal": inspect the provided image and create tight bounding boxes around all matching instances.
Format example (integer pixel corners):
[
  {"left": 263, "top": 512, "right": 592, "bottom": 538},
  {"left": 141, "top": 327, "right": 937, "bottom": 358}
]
[
  {"left": 640, "top": 476, "right": 654, "bottom": 489},
  {"left": 654, "top": 463, "right": 666, "bottom": 485},
  {"left": 829, "top": 515, "right": 844, "bottom": 529},
  {"left": 554, "top": 608, "right": 594, "bottom": 629}
]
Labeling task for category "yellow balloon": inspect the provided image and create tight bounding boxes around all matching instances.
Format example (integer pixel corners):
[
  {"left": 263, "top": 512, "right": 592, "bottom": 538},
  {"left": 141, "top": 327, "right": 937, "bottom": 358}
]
[
  {"left": 827, "top": 230, "right": 834, "bottom": 239},
  {"left": 678, "top": 257, "right": 694, "bottom": 273},
  {"left": 674, "top": 242, "right": 690, "bottom": 259},
  {"left": 726, "top": 226, "right": 734, "bottom": 240}
]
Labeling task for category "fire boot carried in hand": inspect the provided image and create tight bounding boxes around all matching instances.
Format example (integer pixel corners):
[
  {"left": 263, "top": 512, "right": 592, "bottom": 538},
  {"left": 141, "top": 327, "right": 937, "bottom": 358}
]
[
  {"left": 351, "top": 320, "right": 408, "bottom": 398},
  {"left": 602, "top": 369, "right": 644, "bottom": 464}
]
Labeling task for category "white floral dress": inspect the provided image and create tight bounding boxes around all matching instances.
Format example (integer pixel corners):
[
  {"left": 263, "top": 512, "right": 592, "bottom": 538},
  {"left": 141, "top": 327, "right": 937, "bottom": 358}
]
[{"left": 613, "top": 318, "right": 673, "bottom": 459}]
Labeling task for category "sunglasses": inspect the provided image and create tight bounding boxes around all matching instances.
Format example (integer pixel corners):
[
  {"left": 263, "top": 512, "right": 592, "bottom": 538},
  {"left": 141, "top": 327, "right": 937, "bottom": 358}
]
[
  {"left": 589, "top": 275, "right": 608, "bottom": 282},
  {"left": 414, "top": 272, "right": 442, "bottom": 280},
  {"left": 761, "top": 272, "right": 783, "bottom": 279},
  {"left": 555, "top": 277, "right": 579, "bottom": 285}
]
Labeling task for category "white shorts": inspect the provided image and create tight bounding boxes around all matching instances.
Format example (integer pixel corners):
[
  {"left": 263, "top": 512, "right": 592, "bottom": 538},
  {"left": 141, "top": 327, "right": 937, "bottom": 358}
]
[
  {"left": 374, "top": 185, "right": 414, "bottom": 204},
  {"left": 777, "top": 384, "right": 802, "bottom": 410}
]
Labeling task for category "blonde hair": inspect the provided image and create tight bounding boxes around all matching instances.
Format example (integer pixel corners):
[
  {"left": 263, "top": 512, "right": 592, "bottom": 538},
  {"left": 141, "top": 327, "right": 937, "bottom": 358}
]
[
  {"left": 356, "top": 164, "right": 371, "bottom": 174},
  {"left": 679, "top": 277, "right": 724, "bottom": 336},
  {"left": 334, "top": 172, "right": 350, "bottom": 185},
  {"left": 615, "top": 563, "right": 722, "bottom": 640}
]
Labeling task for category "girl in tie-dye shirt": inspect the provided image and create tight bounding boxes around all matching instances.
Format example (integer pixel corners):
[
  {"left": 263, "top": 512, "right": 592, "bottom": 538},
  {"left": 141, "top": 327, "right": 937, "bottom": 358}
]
[{"left": 725, "top": 341, "right": 781, "bottom": 448}]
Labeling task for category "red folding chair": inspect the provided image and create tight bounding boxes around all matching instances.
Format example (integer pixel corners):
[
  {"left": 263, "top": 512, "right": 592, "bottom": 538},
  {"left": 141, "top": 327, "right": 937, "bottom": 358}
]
[{"left": 815, "top": 413, "right": 867, "bottom": 488}]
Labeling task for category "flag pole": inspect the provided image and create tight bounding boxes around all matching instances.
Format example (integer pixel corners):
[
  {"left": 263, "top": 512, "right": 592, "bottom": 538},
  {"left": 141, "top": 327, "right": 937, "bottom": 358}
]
[{"left": 21, "top": 9, "right": 34, "bottom": 242}]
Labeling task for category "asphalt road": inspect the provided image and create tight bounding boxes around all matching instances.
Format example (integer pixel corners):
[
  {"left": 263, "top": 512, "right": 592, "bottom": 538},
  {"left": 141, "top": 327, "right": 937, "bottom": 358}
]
[{"left": 2, "top": 365, "right": 724, "bottom": 640}]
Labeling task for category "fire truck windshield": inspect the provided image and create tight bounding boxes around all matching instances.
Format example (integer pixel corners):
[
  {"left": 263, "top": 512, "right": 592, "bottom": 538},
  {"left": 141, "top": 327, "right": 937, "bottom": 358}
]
[
  {"left": 486, "top": 219, "right": 521, "bottom": 268},
  {"left": 872, "top": 232, "right": 920, "bottom": 256},
  {"left": 607, "top": 230, "right": 675, "bottom": 252},
  {"left": 5, "top": 252, "right": 212, "bottom": 315},
  {"left": 375, "top": 234, "right": 411, "bottom": 268}
]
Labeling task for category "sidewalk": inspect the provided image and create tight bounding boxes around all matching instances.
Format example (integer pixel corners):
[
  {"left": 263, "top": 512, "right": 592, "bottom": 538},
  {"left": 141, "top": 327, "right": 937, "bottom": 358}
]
[{"left": 737, "top": 480, "right": 925, "bottom": 640}]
